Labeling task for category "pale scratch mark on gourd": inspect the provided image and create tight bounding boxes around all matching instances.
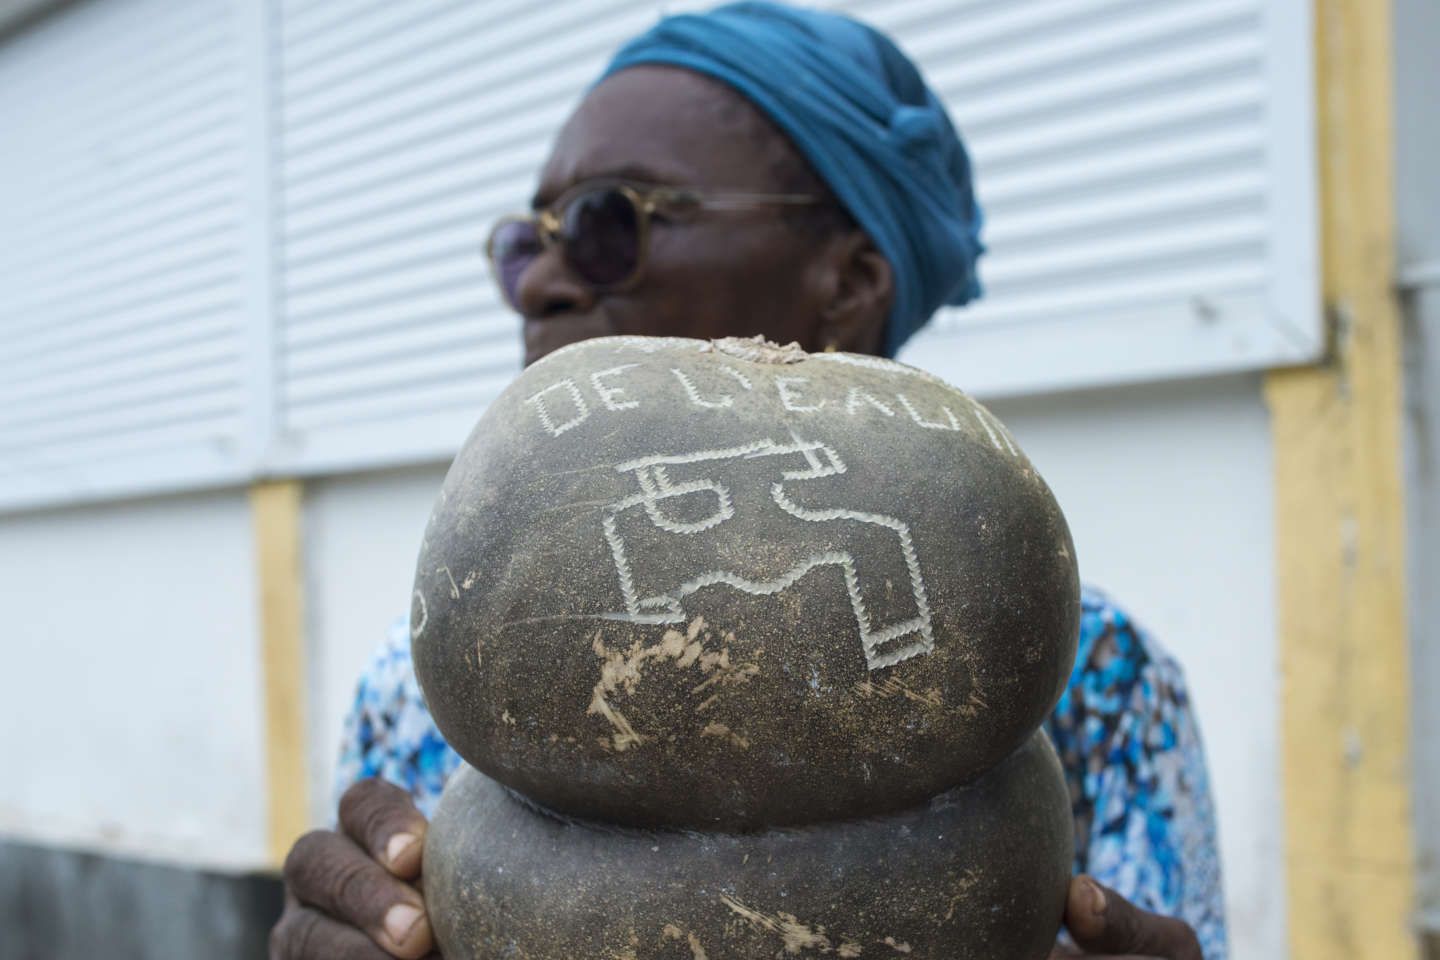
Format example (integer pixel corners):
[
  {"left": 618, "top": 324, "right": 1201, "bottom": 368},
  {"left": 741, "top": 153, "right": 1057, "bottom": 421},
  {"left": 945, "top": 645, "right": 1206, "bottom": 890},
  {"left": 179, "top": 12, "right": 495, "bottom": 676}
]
[
  {"left": 539, "top": 497, "right": 622, "bottom": 516},
  {"left": 691, "top": 636, "right": 761, "bottom": 713},
  {"left": 589, "top": 618, "right": 757, "bottom": 750},
  {"left": 878, "top": 936, "right": 912, "bottom": 953},
  {"left": 718, "top": 894, "right": 860, "bottom": 955},
  {"left": 436, "top": 565, "right": 460, "bottom": 600},
  {"left": 956, "top": 687, "right": 989, "bottom": 721},
  {"left": 516, "top": 461, "right": 611, "bottom": 500},
  {"left": 661, "top": 924, "right": 709, "bottom": 959},
  {"left": 588, "top": 632, "right": 653, "bottom": 751},
  {"left": 852, "top": 677, "right": 943, "bottom": 708},
  {"left": 460, "top": 570, "right": 478, "bottom": 590},
  {"left": 500, "top": 613, "right": 623, "bottom": 631},
  {"left": 943, "top": 869, "right": 983, "bottom": 922}
]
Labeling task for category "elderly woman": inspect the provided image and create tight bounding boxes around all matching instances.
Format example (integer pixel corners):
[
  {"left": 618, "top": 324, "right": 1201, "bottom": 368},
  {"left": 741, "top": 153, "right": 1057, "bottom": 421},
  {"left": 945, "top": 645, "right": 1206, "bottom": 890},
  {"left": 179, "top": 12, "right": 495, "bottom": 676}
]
[{"left": 271, "top": 5, "right": 1222, "bottom": 959}]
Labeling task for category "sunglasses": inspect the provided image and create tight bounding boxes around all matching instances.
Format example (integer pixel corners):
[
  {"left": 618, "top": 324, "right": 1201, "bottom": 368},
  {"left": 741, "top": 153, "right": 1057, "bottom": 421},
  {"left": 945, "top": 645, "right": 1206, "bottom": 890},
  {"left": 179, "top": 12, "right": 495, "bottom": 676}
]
[{"left": 485, "top": 180, "right": 823, "bottom": 308}]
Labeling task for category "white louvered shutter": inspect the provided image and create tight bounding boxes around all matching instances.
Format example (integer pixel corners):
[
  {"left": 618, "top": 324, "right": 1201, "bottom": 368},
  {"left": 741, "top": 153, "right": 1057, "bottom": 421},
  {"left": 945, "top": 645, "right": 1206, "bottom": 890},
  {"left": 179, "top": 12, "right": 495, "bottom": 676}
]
[
  {"left": 0, "top": 0, "right": 1321, "bottom": 506},
  {"left": 0, "top": 0, "right": 250, "bottom": 511},
  {"left": 827, "top": 0, "right": 1320, "bottom": 394},
  {"left": 273, "top": 0, "right": 1319, "bottom": 474},
  {"left": 271, "top": 0, "right": 673, "bottom": 474}
]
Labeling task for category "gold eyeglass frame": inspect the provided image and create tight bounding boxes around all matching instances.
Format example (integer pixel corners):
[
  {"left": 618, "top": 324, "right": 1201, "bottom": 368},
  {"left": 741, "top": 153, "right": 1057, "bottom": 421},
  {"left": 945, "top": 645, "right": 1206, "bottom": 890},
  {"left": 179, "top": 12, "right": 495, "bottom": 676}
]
[{"left": 485, "top": 180, "right": 824, "bottom": 299}]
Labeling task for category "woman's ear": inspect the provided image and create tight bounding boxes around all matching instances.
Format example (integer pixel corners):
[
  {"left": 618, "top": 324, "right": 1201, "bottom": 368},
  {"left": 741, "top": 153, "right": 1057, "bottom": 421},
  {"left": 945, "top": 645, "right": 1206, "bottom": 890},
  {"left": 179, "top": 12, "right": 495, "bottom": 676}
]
[{"left": 815, "top": 231, "right": 893, "bottom": 355}]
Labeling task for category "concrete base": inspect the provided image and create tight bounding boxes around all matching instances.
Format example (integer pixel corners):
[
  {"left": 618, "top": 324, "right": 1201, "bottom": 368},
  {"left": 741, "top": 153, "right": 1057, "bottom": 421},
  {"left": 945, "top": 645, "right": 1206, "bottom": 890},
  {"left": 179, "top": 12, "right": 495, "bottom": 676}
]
[{"left": 0, "top": 840, "right": 281, "bottom": 960}]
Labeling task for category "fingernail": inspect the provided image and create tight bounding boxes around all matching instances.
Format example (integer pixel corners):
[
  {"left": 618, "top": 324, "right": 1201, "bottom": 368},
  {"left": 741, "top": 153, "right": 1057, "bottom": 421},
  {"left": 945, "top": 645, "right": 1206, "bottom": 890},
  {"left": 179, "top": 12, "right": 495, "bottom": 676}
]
[
  {"left": 385, "top": 903, "right": 423, "bottom": 946},
  {"left": 386, "top": 832, "right": 418, "bottom": 868},
  {"left": 1084, "top": 878, "right": 1107, "bottom": 917}
]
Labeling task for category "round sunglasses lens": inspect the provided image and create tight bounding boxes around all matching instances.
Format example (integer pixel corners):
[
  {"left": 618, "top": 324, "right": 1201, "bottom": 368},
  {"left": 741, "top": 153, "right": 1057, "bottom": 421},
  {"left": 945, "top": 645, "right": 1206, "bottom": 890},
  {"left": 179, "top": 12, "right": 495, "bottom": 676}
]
[
  {"left": 562, "top": 188, "right": 640, "bottom": 287},
  {"left": 490, "top": 219, "right": 542, "bottom": 305}
]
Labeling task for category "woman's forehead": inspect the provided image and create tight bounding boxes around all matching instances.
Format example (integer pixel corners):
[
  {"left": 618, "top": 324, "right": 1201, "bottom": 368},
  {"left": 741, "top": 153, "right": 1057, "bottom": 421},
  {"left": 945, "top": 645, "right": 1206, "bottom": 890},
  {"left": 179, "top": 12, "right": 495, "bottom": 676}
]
[{"left": 534, "top": 66, "right": 791, "bottom": 205}]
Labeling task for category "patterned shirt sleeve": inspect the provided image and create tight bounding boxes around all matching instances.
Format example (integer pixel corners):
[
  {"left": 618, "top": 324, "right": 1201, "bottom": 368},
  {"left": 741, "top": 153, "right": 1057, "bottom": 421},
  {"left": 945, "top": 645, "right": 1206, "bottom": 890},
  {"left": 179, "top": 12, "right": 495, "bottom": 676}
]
[
  {"left": 333, "top": 616, "right": 461, "bottom": 820},
  {"left": 1045, "top": 587, "right": 1229, "bottom": 960}
]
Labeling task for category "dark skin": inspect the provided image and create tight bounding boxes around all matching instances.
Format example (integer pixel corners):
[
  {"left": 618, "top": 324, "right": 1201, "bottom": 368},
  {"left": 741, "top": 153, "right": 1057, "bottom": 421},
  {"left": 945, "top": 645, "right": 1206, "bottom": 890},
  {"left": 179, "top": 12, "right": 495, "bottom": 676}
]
[
  {"left": 271, "top": 66, "right": 1204, "bottom": 960},
  {"left": 517, "top": 67, "right": 889, "bottom": 363}
]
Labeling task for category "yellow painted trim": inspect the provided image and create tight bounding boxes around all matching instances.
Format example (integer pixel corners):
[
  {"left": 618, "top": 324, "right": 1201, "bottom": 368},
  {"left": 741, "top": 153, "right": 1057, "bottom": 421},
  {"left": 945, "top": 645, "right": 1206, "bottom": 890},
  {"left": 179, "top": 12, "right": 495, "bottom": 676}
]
[
  {"left": 251, "top": 479, "right": 310, "bottom": 869},
  {"left": 1265, "top": 1, "right": 1417, "bottom": 957}
]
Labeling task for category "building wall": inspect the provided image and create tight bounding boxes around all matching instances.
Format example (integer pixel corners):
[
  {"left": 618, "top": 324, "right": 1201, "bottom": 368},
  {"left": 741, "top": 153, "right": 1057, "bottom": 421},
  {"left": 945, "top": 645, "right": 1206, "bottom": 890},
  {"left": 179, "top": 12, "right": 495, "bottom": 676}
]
[
  {"left": 994, "top": 373, "right": 1284, "bottom": 958},
  {"left": 1396, "top": 0, "right": 1440, "bottom": 941},
  {"left": 304, "top": 371, "right": 1285, "bottom": 959},
  {"left": 0, "top": 489, "right": 269, "bottom": 871}
]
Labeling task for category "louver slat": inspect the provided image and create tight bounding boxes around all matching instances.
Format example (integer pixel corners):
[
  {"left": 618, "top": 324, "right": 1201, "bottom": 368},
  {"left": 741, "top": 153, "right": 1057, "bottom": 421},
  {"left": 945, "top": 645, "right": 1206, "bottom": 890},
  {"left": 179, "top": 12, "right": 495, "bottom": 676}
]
[
  {"left": 829, "top": 0, "right": 1318, "bottom": 392},
  {"left": 0, "top": 0, "right": 248, "bottom": 511}
]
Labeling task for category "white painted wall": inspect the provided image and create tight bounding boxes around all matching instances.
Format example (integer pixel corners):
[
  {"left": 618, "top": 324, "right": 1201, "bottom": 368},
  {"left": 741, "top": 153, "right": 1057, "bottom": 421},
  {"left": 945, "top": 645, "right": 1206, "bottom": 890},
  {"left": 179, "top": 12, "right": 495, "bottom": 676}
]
[
  {"left": 302, "top": 371, "right": 1283, "bottom": 959},
  {"left": 991, "top": 373, "right": 1284, "bottom": 960},
  {"left": 0, "top": 489, "right": 269, "bottom": 871},
  {"left": 1396, "top": 0, "right": 1440, "bottom": 933}
]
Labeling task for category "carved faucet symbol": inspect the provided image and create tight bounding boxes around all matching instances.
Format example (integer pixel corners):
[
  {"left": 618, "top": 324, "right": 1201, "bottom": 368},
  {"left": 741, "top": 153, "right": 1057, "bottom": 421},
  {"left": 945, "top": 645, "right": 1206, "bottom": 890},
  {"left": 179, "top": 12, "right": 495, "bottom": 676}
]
[{"left": 601, "top": 437, "right": 934, "bottom": 670}]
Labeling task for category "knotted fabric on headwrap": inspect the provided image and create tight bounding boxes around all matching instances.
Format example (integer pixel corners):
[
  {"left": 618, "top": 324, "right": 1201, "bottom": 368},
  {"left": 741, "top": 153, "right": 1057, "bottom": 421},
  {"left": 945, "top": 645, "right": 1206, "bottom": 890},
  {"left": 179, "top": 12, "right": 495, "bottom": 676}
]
[{"left": 601, "top": 1, "right": 984, "bottom": 357}]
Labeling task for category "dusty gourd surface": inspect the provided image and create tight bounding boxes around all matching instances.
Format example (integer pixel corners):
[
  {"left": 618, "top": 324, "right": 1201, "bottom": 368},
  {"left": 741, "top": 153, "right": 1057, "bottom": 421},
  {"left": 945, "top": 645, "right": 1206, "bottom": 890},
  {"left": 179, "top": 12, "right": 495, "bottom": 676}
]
[
  {"left": 414, "top": 336, "right": 1079, "bottom": 959},
  {"left": 426, "top": 730, "right": 1071, "bottom": 960}
]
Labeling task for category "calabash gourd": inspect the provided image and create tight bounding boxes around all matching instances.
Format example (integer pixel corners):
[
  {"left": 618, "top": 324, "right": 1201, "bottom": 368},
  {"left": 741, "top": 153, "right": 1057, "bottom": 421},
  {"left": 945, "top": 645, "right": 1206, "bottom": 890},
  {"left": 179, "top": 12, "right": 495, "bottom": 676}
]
[{"left": 413, "top": 336, "right": 1079, "bottom": 959}]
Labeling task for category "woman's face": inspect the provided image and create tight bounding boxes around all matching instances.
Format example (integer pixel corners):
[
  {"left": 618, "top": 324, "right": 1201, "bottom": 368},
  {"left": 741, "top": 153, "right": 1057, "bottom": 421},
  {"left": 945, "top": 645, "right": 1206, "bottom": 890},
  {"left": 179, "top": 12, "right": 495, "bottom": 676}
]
[{"left": 515, "top": 66, "right": 876, "bottom": 366}]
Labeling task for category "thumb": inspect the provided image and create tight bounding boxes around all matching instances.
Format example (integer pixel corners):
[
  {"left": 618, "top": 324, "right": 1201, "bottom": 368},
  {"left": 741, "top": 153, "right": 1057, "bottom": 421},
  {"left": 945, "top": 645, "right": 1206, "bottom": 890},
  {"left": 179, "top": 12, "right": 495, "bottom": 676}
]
[{"left": 1063, "top": 876, "right": 1203, "bottom": 960}]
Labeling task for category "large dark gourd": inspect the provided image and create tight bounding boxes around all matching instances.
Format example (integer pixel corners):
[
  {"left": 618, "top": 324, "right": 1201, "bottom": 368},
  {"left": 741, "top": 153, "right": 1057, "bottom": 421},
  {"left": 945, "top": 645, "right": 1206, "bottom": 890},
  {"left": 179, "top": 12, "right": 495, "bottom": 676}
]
[
  {"left": 413, "top": 336, "right": 1079, "bottom": 959},
  {"left": 425, "top": 730, "right": 1071, "bottom": 960}
]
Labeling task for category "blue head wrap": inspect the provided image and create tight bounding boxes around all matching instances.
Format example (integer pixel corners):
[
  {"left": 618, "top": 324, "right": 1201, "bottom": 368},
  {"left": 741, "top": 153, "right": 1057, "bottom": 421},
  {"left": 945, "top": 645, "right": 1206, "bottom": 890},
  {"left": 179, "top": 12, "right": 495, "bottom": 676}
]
[{"left": 601, "top": 1, "right": 984, "bottom": 357}]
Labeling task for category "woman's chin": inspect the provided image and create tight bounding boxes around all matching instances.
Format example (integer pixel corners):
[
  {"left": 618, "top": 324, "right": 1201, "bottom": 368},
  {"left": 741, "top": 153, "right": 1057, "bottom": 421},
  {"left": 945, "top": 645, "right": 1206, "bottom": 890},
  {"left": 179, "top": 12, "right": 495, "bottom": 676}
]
[{"left": 522, "top": 314, "right": 617, "bottom": 366}]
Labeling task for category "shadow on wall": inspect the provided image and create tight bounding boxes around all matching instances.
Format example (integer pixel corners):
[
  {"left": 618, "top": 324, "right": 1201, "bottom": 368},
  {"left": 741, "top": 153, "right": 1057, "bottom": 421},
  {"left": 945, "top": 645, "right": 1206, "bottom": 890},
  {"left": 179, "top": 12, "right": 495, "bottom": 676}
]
[{"left": 0, "top": 840, "right": 281, "bottom": 960}]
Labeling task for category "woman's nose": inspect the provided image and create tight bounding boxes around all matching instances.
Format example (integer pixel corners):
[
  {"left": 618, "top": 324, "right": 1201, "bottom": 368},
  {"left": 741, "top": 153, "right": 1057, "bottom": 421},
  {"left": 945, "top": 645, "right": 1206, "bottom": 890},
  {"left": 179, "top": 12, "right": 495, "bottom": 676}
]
[{"left": 511, "top": 246, "right": 596, "bottom": 319}]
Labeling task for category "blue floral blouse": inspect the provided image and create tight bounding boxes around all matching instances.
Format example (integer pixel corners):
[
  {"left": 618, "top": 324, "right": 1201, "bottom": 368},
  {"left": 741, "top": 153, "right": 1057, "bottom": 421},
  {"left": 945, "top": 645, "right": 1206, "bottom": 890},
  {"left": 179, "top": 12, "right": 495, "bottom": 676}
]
[{"left": 336, "top": 585, "right": 1228, "bottom": 959}]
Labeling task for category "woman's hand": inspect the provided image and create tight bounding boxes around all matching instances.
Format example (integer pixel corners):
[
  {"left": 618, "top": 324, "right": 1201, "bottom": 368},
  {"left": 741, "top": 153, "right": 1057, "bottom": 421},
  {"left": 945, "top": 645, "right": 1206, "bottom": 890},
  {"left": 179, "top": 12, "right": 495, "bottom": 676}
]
[
  {"left": 1049, "top": 875, "right": 1204, "bottom": 959},
  {"left": 270, "top": 778, "right": 438, "bottom": 959}
]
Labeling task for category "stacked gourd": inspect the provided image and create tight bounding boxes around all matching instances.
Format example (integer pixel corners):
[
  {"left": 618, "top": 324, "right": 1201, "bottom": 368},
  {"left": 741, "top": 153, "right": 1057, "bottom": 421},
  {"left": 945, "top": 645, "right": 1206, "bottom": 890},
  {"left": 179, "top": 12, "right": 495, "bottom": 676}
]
[{"left": 412, "top": 336, "right": 1079, "bottom": 959}]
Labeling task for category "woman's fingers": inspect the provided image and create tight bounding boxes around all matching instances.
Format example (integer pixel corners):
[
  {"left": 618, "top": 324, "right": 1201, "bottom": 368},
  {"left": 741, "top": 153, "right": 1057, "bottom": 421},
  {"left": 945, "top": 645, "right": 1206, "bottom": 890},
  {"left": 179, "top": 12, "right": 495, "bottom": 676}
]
[
  {"left": 1062, "top": 876, "right": 1203, "bottom": 960},
  {"left": 338, "top": 777, "right": 430, "bottom": 879},
  {"left": 281, "top": 828, "right": 434, "bottom": 959}
]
